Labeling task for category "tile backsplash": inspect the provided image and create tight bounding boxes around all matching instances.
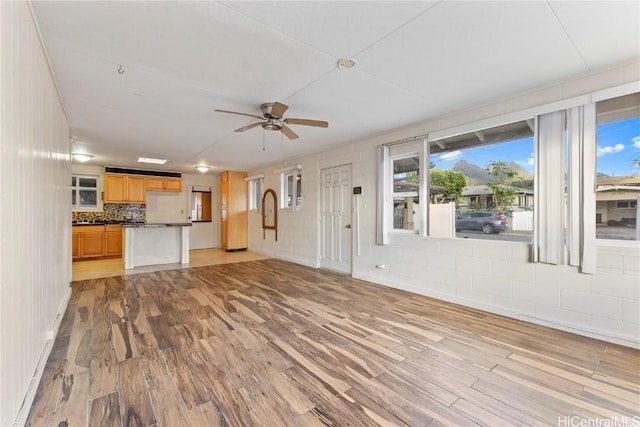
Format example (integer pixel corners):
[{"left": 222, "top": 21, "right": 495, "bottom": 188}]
[{"left": 72, "top": 204, "right": 146, "bottom": 223}]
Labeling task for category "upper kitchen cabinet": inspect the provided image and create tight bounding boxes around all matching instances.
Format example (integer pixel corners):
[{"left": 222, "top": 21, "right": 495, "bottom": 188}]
[
  {"left": 146, "top": 176, "right": 182, "bottom": 192},
  {"left": 104, "top": 174, "right": 146, "bottom": 203}
]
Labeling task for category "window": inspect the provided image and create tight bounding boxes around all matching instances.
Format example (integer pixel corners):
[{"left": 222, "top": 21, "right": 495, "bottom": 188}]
[
  {"left": 247, "top": 176, "right": 264, "bottom": 212},
  {"left": 392, "top": 154, "right": 420, "bottom": 231},
  {"left": 595, "top": 92, "right": 639, "bottom": 241},
  {"left": 281, "top": 168, "right": 302, "bottom": 209},
  {"left": 71, "top": 175, "right": 98, "bottom": 209},
  {"left": 429, "top": 120, "right": 535, "bottom": 241},
  {"left": 616, "top": 201, "right": 637, "bottom": 209},
  {"left": 379, "top": 120, "right": 535, "bottom": 242},
  {"left": 191, "top": 191, "right": 212, "bottom": 222}
]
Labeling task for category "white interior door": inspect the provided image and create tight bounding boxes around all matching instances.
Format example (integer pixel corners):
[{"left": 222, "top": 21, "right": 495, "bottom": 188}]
[{"left": 320, "top": 164, "right": 352, "bottom": 273}]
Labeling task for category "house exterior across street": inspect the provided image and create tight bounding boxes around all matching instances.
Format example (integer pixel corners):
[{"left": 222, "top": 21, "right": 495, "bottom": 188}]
[
  {"left": 595, "top": 175, "right": 640, "bottom": 225},
  {"left": 459, "top": 184, "right": 534, "bottom": 213}
]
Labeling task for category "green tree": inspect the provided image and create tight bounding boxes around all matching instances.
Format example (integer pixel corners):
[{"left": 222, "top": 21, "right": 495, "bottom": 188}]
[
  {"left": 486, "top": 161, "right": 517, "bottom": 213},
  {"left": 405, "top": 170, "right": 419, "bottom": 184},
  {"left": 430, "top": 169, "right": 467, "bottom": 204}
]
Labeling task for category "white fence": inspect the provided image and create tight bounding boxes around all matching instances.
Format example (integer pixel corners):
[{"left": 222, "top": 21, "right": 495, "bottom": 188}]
[
  {"left": 512, "top": 211, "right": 533, "bottom": 231},
  {"left": 429, "top": 202, "right": 456, "bottom": 238}
]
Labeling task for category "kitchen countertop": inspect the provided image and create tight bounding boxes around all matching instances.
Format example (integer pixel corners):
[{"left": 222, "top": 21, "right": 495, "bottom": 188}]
[
  {"left": 73, "top": 222, "right": 191, "bottom": 227},
  {"left": 72, "top": 221, "right": 142, "bottom": 226},
  {"left": 122, "top": 222, "right": 192, "bottom": 228}
]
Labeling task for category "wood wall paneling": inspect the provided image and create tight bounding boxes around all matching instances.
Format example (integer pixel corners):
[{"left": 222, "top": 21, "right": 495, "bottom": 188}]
[{"left": 0, "top": 2, "right": 72, "bottom": 425}]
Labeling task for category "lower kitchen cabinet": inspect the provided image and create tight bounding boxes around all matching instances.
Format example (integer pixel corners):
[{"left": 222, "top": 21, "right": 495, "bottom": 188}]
[
  {"left": 72, "top": 224, "right": 122, "bottom": 260},
  {"left": 105, "top": 225, "right": 123, "bottom": 256},
  {"left": 72, "top": 232, "right": 80, "bottom": 258},
  {"left": 73, "top": 225, "right": 105, "bottom": 259}
]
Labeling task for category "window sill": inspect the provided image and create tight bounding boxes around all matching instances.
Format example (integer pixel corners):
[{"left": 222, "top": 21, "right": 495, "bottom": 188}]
[{"left": 596, "top": 239, "right": 640, "bottom": 249}]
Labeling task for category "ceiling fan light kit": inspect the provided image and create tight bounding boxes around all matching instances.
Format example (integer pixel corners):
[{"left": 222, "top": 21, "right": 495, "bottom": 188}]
[{"left": 215, "top": 101, "right": 328, "bottom": 140}]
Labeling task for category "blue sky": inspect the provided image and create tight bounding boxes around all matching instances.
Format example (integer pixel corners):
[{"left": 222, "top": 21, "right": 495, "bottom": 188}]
[
  {"left": 431, "top": 117, "right": 640, "bottom": 177},
  {"left": 431, "top": 137, "right": 534, "bottom": 174},
  {"left": 596, "top": 117, "right": 640, "bottom": 176}
]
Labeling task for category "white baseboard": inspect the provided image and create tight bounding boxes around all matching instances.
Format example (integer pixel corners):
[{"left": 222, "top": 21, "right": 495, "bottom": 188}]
[{"left": 13, "top": 285, "right": 72, "bottom": 427}]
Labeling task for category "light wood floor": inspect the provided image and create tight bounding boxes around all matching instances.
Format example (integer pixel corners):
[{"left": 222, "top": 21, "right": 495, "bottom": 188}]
[
  {"left": 72, "top": 248, "right": 269, "bottom": 281},
  {"left": 28, "top": 258, "right": 639, "bottom": 426}
]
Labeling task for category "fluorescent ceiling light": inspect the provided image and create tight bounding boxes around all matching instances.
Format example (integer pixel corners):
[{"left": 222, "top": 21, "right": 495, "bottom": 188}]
[
  {"left": 196, "top": 166, "right": 209, "bottom": 173},
  {"left": 72, "top": 153, "right": 93, "bottom": 162},
  {"left": 137, "top": 156, "right": 167, "bottom": 165}
]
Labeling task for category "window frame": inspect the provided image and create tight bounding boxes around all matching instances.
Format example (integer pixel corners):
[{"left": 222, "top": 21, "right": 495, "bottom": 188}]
[
  {"left": 616, "top": 201, "right": 637, "bottom": 209},
  {"left": 390, "top": 152, "right": 421, "bottom": 233},
  {"left": 428, "top": 119, "right": 536, "bottom": 242},
  {"left": 279, "top": 167, "right": 302, "bottom": 210},
  {"left": 594, "top": 91, "right": 640, "bottom": 245},
  {"left": 71, "top": 174, "right": 100, "bottom": 211},
  {"left": 247, "top": 176, "right": 264, "bottom": 213},
  {"left": 377, "top": 85, "right": 640, "bottom": 256}
]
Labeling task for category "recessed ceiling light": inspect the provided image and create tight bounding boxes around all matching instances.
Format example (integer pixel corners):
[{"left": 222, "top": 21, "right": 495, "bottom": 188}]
[
  {"left": 137, "top": 157, "right": 167, "bottom": 165},
  {"left": 337, "top": 57, "right": 356, "bottom": 69},
  {"left": 72, "top": 153, "right": 93, "bottom": 162},
  {"left": 196, "top": 166, "right": 209, "bottom": 173}
]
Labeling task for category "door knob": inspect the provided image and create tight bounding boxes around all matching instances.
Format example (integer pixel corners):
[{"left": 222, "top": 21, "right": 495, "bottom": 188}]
[{"left": 345, "top": 224, "right": 351, "bottom": 229}]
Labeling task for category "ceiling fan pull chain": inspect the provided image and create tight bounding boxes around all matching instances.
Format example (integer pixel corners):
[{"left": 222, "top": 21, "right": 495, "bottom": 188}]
[{"left": 263, "top": 129, "right": 266, "bottom": 151}]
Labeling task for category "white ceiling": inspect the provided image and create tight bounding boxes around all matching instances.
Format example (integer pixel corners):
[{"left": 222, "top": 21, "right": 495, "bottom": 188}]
[{"left": 31, "top": 1, "right": 639, "bottom": 174}]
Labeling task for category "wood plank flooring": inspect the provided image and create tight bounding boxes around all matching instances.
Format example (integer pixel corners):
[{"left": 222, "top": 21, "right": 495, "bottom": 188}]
[
  {"left": 72, "top": 248, "right": 269, "bottom": 281},
  {"left": 28, "top": 259, "right": 640, "bottom": 426}
]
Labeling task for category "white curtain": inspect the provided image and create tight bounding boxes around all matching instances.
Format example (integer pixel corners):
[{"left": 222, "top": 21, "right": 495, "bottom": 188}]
[
  {"left": 567, "top": 104, "right": 597, "bottom": 274},
  {"left": 534, "top": 111, "right": 566, "bottom": 265},
  {"left": 419, "top": 139, "right": 429, "bottom": 237},
  {"left": 376, "top": 145, "right": 389, "bottom": 245},
  {"left": 534, "top": 105, "right": 597, "bottom": 273}
]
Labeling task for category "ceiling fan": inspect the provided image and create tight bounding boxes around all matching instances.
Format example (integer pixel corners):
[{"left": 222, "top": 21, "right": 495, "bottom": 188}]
[{"left": 215, "top": 102, "right": 328, "bottom": 140}]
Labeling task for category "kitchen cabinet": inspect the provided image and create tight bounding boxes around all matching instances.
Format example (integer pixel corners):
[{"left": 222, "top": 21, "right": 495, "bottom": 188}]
[
  {"left": 72, "top": 225, "right": 106, "bottom": 259},
  {"left": 220, "top": 171, "right": 247, "bottom": 251},
  {"left": 104, "top": 174, "right": 146, "bottom": 203},
  {"left": 72, "top": 225, "right": 122, "bottom": 259},
  {"left": 105, "top": 224, "right": 123, "bottom": 256},
  {"left": 72, "top": 232, "right": 80, "bottom": 258},
  {"left": 146, "top": 176, "right": 182, "bottom": 192}
]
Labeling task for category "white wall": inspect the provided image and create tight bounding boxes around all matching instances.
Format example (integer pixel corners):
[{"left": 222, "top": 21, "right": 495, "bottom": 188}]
[
  {"left": 183, "top": 172, "right": 219, "bottom": 249},
  {"left": 146, "top": 190, "right": 188, "bottom": 223},
  {"left": 0, "top": 2, "right": 72, "bottom": 425},
  {"left": 248, "top": 60, "right": 640, "bottom": 348},
  {"left": 249, "top": 164, "right": 322, "bottom": 267}
]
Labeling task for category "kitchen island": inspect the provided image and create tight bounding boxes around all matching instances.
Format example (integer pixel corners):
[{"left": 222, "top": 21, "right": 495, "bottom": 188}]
[{"left": 123, "top": 223, "right": 191, "bottom": 269}]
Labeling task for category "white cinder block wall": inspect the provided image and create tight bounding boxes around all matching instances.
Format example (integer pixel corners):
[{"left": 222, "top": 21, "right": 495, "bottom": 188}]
[
  {"left": 249, "top": 60, "right": 640, "bottom": 349},
  {"left": 1, "top": 2, "right": 72, "bottom": 425}
]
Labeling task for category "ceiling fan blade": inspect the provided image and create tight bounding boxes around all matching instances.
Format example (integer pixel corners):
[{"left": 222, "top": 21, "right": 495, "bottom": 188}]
[
  {"left": 270, "top": 102, "right": 288, "bottom": 118},
  {"left": 284, "top": 118, "right": 329, "bottom": 128},
  {"left": 235, "top": 122, "right": 264, "bottom": 132},
  {"left": 280, "top": 125, "right": 299, "bottom": 140},
  {"left": 215, "top": 109, "right": 264, "bottom": 120}
]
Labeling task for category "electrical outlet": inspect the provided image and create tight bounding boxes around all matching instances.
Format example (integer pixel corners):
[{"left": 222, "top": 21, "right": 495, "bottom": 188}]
[{"left": 376, "top": 264, "right": 387, "bottom": 269}]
